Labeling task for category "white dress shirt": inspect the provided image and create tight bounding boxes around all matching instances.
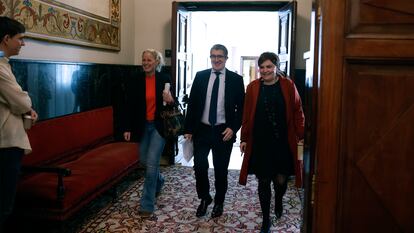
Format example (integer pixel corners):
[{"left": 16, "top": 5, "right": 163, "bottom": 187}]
[{"left": 202, "top": 69, "right": 226, "bottom": 125}]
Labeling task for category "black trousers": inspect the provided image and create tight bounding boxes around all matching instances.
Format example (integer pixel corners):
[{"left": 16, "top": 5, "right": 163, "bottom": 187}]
[
  {"left": 0, "top": 147, "right": 24, "bottom": 231},
  {"left": 193, "top": 124, "right": 233, "bottom": 205}
]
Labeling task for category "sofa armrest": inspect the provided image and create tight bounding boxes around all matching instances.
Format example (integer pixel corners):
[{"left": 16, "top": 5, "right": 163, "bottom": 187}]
[{"left": 21, "top": 166, "right": 72, "bottom": 201}]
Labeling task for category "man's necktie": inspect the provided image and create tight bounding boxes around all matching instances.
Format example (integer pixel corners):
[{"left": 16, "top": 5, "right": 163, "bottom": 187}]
[{"left": 209, "top": 71, "right": 221, "bottom": 125}]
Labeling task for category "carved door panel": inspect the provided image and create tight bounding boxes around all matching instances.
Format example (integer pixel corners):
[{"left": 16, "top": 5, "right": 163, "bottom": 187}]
[
  {"left": 278, "top": 1, "right": 297, "bottom": 78},
  {"left": 340, "top": 62, "right": 414, "bottom": 233},
  {"left": 313, "top": 0, "right": 414, "bottom": 232}
]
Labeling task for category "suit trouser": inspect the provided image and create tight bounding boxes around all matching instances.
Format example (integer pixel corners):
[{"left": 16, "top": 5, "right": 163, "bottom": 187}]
[
  {"left": 0, "top": 147, "right": 24, "bottom": 232},
  {"left": 193, "top": 124, "right": 233, "bottom": 205}
]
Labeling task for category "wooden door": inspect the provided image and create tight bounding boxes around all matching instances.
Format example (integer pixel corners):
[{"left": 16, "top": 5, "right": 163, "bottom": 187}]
[
  {"left": 313, "top": 0, "right": 414, "bottom": 232},
  {"left": 171, "top": 1, "right": 190, "bottom": 111},
  {"left": 302, "top": 2, "right": 321, "bottom": 232},
  {"left": 278, "top": 1, "right": 297, "bottom": 78}
]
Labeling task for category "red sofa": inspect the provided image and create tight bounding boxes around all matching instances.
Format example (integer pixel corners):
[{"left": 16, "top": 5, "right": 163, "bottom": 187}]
[{"left": 14, "top": 106, "right": 139, "bottom": 221}]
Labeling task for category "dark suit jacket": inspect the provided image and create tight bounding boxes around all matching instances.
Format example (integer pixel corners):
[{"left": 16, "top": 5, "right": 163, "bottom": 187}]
[
  {"left": 121, "top": 71, "right": 172, "bottom": 142},
  {"left": 184, "top": 68, "right": 245, "bottom": 141}
]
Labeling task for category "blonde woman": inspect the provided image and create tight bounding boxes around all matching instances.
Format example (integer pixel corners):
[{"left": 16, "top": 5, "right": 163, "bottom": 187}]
[{"left": 122, "top": 49, "right": 174, "bottom": 217}]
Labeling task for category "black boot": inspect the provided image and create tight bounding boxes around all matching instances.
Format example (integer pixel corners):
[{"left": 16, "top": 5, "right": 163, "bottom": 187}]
[
  {"left": 260, "top": 217, "right": 271, "bottom": 233},
  {"left": 274, "top": 181, "right": 287, "bottom": 219},
  {"left": 275, "top": 196, "right": 283, "bottom": 219}
]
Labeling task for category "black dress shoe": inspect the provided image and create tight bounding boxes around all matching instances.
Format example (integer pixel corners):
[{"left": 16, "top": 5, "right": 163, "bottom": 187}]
[
  {"left": 196, "top": 198, "right": 212, "bottom": 217},
  {"left": 211, "top": 203, "right": 223, "bottom": 218}
]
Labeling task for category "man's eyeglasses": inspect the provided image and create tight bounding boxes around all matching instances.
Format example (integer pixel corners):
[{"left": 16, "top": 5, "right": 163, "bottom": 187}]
[{"left": 210, "top": 55, "right": 226, "bottom": 59}]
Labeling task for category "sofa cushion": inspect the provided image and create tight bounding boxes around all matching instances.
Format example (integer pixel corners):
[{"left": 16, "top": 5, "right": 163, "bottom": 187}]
[
  {"left": 16, "top": 142, "right": 138, "bottom": 213},
  {"left": 24, "top": 107, "right": 114, "bottom": 166}
]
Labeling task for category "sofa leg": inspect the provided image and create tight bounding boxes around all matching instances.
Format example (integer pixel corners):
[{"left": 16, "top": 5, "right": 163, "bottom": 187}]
[{"left": 109, "top": 187, "right": 119, "bottom": 202}]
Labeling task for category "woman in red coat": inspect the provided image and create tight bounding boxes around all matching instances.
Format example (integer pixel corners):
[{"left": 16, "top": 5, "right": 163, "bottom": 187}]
[{"left": 239, "top": 52, "right": 304, "bottom": 233}]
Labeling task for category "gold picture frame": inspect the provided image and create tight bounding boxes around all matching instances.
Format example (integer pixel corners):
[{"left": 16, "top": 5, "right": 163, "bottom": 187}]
[{"left": 0, "top": 0, "right": 121, "bottom": 50}]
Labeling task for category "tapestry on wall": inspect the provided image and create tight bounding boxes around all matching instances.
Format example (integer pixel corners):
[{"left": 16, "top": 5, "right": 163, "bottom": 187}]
[{"left": 0, "top": 0, "right": 121, "bottom": 50}]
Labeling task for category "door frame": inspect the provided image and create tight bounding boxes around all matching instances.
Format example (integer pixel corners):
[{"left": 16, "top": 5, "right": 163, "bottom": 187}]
[
  {"left": 171, "top": 1, "right": 289, "bottom": 103},
  {"left": 171, "top": 0, "right": 309, "bottom": 230}
]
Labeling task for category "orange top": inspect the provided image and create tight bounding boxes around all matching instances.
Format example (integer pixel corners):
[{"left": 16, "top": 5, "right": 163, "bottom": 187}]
[{"left": 145, "top": 74, "right": 156, "bottom": 121}]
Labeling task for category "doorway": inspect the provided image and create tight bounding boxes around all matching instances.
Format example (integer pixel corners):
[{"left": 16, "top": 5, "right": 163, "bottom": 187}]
[
  {"left": 188, "top": 11, "right": 279, "bottom": 93},
  {"left": 171, "top": 1, "right": 297, "bottom": 107},
  {"left": 171, "top": 1, "right": 306, "bottom": 232},
  {"left": 241, "top": 56, "right": 260, "bottom": 85}
]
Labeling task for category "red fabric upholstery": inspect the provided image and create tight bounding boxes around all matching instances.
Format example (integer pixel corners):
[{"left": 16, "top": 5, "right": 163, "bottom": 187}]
[
  {"left": 15, "top": 107, "right": 139, "bottom": 221},
  {"left": 24, "top": 107, "right": 114, "bottom": 166}
]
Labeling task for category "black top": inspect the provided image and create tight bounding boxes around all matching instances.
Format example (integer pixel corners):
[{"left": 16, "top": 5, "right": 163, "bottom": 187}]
[{"left": 249, "top": 81, "right": 294, "bottom": 178}]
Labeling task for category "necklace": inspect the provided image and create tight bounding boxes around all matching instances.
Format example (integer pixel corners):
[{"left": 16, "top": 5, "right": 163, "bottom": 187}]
[{"left": 261, "top": 81, "right": 280, "bottom": 139}]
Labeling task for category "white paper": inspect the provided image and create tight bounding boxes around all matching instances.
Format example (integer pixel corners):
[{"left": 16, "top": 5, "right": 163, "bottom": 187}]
[
  {"left": 163, "top": 83, "right": 170, "bottom": 106},
  {"left": 182, "top": 139, "right": 194, "bottom": 162}
]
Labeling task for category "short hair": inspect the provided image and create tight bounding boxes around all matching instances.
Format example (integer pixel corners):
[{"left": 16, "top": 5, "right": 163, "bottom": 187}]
[
  {"left": 0, "top": 17, "right": 26, "bottom": 42},
  {"left": 258, "top": 52, "right": 280, "bottom": 68},
  {"left": 258, "top": 52, "right": 284, "bottom": 76},
  {"left": 142, "top": 49, "right": 165, "bottom": 72},
  {"left": 210, "top": 44, "right": 228, "bottom": 58}
]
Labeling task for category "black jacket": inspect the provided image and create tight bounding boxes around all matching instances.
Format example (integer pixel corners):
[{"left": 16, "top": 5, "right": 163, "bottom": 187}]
[
  {"left": 121, "top": 71, "right": 172, "bottom": 142},
  {"left": 184, "top": 68, "right": 245, "bottom": 141}
]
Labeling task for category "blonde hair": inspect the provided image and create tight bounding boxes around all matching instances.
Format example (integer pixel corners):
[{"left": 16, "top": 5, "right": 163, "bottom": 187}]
[{"left": 142, "top": 49, "right": 165, "bottom": 72}]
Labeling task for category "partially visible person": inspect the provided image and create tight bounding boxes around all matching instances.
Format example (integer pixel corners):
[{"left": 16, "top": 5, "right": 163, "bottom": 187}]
[
  {"left": 121, "top": 49, "right": 174, "bottom": 217},
  {"left": 184, "top": 44, "right": 245, "bottom": 218},
  {"left": 0, "top": 16, "right": 38, "bottom": 231},
  {"left": 239, "top": 52, "right": 304, "bottom": 233}
]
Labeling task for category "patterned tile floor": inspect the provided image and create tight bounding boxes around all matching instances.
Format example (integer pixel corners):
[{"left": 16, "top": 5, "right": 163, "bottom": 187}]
[{"left": 77, "top": 166, "right": 303, "bottom": 233}]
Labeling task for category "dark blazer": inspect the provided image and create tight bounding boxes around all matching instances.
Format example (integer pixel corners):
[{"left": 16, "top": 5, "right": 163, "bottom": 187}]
[
  {"left": 121, "top": 71, "right": 172, "bottom": 142},
  {"left": 184, "top": 68, "right": 245, "bottom": 141}
]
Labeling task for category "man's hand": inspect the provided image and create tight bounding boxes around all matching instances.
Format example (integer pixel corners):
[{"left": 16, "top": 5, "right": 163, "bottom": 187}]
[{"left": 222, "top": 128, "right": 233, "bottom": 141}]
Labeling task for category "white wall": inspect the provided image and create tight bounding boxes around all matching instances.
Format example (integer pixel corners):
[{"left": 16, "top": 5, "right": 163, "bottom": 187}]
[
  {"left": 15, "top": 0, "right": 136, "bottom": 65},
  {"left": 135, "top": 0, "right": 312, "bottom": 69},
  {"left": 12, "top": 0, "right": 311, "bottom": 68}
]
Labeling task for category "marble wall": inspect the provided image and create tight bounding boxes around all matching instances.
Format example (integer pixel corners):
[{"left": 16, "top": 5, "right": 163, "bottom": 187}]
[
  {"left": 11, "top": 60, "right": 136, "bottom": 119},
  {"left": 10, "top": 60, "right": 139, "bottom": 140}
]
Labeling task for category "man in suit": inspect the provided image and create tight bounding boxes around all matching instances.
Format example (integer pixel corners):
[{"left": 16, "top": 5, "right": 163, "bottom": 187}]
[
  {"left": 184, "top": 44, "right": 245, "bottom": 218},
  {"left": 0, "top": 17, "right": 37, "bottom": 231}
]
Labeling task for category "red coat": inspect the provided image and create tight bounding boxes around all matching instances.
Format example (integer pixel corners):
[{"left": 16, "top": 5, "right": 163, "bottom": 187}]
[{"left": 238, "top": 77, "right": 305, "bottom": 187}]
